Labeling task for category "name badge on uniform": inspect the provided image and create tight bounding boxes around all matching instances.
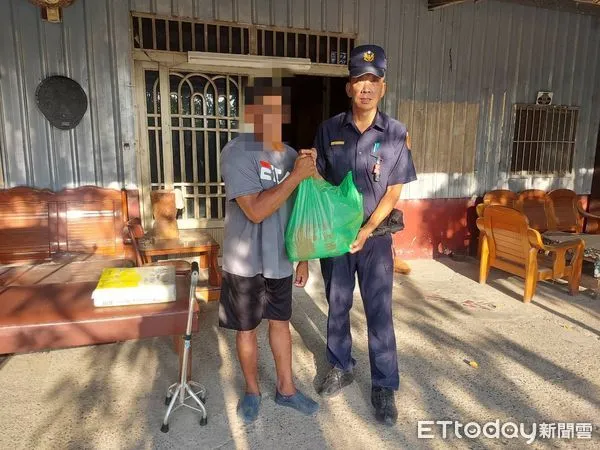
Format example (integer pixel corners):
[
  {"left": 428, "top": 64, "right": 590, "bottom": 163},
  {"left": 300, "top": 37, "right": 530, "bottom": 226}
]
[{"left": 330, "top": 140, "right": 345, "bottom": 146}]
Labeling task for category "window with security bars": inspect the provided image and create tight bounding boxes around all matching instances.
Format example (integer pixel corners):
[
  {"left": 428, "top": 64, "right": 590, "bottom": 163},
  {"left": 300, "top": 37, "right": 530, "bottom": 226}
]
[
  {"left": 133, "top": 15, "right": 250, "bottom": 55},
  {"left": 144, "top": 69, "right": 242, "bottom": 221},
  {"left": 132, "top": 13, "right": 354, "bottom": 65},
  {"left": 255, "top": 28, "right": 353, "bottom": 64},
  {"left": 510, "top": 105, "right": 578, "bottom": 175}
]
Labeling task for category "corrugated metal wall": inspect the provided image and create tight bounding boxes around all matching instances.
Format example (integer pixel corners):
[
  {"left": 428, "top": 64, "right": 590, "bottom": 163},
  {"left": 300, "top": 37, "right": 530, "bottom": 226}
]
[
  {"left": 0, "top": 0, "right": 134, "bottom": 190},
  {"left": 1, "top": 0, "right": 599, "bottom": 199}
]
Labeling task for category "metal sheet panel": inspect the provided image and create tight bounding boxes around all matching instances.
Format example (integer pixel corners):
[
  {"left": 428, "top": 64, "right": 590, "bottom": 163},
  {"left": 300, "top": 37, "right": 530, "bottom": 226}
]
[
  {"left": 193, "top": 0, "right": 216, "bottom": 20},
  {"left": 85, "top": 0, "right": 122, "bottom": 188},
  {"left": 217, "top": 0, "right": 235, "bottom": 23},
  {"left": 272, "top": 0, "right": 288, "bottom": 27},
  {"left": 309, "top": 0, "right": 324, "bottom": 31},
  {"left": 111, "top": 0, "right": 137, "bottom": 187},
  {"left": 1, "top": 0, "right": 599, "bottom": 200},
  {"left": 0, "top": 1, "right": 31, "bottom": 187},
  {"left": 63, "top": 1, "right": 95, "bottom": 186},
  {"left": 254, "top": 0, "right": 272, "bottom": 26},
  {"left": 16, "top": 1, "right": 50, "bottom": 189}
]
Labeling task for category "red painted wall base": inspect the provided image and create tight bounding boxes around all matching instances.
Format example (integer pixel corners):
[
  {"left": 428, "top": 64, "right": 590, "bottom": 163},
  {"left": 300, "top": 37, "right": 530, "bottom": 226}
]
[
  {"left": 393, "top": 195, "right": 590, "bottom": 259},
  {"left": 392, "top": 198, "right": 479, "bottom": 259}
]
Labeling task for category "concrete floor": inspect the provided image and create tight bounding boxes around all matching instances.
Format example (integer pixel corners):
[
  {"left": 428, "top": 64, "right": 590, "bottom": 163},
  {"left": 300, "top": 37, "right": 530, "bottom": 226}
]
[{"left": 0, "top": 258, "right": 599, "bottom": 449}]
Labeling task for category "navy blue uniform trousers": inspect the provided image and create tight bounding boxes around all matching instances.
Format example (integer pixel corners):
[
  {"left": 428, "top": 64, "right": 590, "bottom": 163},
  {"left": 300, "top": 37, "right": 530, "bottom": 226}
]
[{"left": 320, "top": 233, "right": 399, "bottom": 390}]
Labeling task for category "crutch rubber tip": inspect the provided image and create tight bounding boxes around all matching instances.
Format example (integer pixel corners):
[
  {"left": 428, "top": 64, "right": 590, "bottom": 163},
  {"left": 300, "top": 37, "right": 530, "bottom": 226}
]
[
  {"left": 165, "top": 396, "right": 172, "bottom": 406},
  {"left": 160, "top": 424, "right": 169, "bottom": 433},
  {"left": 200, "top": 416, "right": 208, "bottom": 426}
]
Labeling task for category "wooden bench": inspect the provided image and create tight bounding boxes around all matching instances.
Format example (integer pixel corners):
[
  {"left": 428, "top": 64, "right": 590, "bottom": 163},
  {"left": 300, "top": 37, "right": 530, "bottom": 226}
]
[{"left": 0, "top": 186, "right": 198, "bottom": 358}]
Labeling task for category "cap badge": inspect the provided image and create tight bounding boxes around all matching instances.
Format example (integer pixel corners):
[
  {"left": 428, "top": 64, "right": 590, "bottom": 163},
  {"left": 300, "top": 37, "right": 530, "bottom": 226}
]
[{"left": 363, "top": 50, "right": 375, "bottom": 62}]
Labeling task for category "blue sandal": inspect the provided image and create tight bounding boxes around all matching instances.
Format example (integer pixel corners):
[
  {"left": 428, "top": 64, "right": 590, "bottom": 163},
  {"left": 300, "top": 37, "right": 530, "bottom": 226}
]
[
  {"left": 275, "top": 390, "right": 319, "bottom": 416},
  {"left": 237, "top": 392, "right": 261, "bottom": 423}
]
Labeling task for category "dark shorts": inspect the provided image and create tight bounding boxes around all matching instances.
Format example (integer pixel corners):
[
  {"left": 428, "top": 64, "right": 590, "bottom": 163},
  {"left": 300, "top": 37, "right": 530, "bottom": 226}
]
[{"left": 218, "top": 271, "right": 293, "bottom": 331}]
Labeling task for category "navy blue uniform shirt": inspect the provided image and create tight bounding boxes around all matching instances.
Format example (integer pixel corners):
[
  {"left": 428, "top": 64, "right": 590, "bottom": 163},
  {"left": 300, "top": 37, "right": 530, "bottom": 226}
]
[{"left": 313, "top": 110, "right": 417, "bottom": 221}]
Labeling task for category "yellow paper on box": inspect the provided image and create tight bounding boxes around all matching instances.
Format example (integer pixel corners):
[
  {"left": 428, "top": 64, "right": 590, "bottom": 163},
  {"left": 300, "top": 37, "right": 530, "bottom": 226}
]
[{"left": 96, "top": 268, "right": 143, "bottom": 289}]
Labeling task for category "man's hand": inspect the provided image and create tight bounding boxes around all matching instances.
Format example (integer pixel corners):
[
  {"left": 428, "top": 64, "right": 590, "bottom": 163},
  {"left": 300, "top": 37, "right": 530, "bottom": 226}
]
[
  {"left": 292, "top": 155, "right": 316, "bottom": 181},
  {"left": 294, "top": 261, "right": 309, "bottom": 287},
  {"left": 300, "top": 148, "right": 323, "bottom": 179},
  {"left": 299, "top": 148, "right": 317, "bottom": 162},
  {"left": 349, "top": 227, "right": 372, "bottom": 254}
]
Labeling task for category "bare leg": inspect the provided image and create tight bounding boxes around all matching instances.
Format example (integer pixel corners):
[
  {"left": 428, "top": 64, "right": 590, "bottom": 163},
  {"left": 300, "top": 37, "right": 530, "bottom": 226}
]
[
  {"left": 268, "top": 320, "right": 296, "bottom": 396},
  {"left": 237, "top": 329, "right": 260, "bottom": 394}
]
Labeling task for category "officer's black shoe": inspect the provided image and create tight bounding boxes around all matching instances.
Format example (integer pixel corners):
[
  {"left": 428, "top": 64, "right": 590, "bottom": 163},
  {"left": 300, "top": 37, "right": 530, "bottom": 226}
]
[
  {"left": 318, "top": 367, "right": 354, "bottom": 397},
  {"left": 371, "top": 387, "right": 398, "bottom": 426}
]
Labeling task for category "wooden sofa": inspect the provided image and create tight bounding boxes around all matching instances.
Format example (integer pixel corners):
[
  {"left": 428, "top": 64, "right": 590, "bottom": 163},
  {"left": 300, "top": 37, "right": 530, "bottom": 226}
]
[
  {"left": 477, "top": 188, "right": 600, "bottom": 233},
  {"left": 0, "top": 186, "right": 198, "bottom": 356},
  {"left": 0, "top": 186, "right": 130, "bottom": 263}
]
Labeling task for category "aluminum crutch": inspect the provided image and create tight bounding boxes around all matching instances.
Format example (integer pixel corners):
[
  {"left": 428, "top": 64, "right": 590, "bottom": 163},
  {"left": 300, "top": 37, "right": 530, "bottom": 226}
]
[{"left": 161, "top": 262, "right": 208, "bottom": 432}]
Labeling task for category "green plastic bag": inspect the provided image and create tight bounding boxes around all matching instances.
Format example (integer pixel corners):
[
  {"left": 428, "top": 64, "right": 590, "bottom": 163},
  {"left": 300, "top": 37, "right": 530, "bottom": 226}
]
[{"left": 285, "top": 172, "right": 363, "bottom": 261}]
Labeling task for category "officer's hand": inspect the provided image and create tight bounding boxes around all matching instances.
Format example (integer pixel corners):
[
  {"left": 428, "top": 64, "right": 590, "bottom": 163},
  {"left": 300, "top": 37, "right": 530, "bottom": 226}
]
[
  {"left": 292, "top": 155, "right": 316, "bottom": 181},
  {"left": 349, "top": 228, "right": 371, "bottom": 254},
  {"left": 294, "top": 261, "right": 309, "bottom": 287}
]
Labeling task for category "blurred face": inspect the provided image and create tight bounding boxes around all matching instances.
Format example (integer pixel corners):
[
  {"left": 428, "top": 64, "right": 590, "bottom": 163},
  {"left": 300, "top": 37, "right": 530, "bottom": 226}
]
[
  {"left": 244, "top": 95, "right": 283, "bottom": 143},
  {"left": 346, "top": 73, "right": 386, "bottom": 112}
]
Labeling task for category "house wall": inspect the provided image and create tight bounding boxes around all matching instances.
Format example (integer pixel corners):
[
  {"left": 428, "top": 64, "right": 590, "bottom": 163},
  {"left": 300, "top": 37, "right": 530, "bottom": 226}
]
[{"left": 0, "top": 0, "right": 599, "bottom": 256}]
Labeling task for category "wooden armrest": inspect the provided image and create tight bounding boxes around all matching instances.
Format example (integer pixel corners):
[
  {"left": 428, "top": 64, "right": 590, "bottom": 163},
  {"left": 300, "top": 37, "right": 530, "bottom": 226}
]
[
  {"left": 527, "top": 229, "right": 545, "bottom": 250},
  {"left": 527, "top": 229, "right": 583, "bottom": 252},
  {"left": 121, "top": 225, "right": 131, "bottom": 244},
  {"left": 476, "top": 204, "right": 485, "bottom": 218},
  {"left": 543, "top": 240, "right": 584, "bottom": 252},
  {"left": 577, "top": 203, "right": 600, "bottom": 221},
  {"left": 529, "top": 229, "right": 583, "bottom": 278},
  {"left": 476, "top": 217, "right": 485, "bottom": 232}
]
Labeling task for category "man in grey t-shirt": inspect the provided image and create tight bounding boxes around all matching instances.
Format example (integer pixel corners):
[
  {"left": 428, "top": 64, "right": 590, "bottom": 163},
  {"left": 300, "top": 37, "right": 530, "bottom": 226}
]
[{"left": 219, "top": 78, "right": 319, "bottom": 423}]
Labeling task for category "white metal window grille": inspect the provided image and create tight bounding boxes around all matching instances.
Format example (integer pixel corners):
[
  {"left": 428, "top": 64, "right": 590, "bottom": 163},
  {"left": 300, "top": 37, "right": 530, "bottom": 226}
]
[
  {"left": 145, "top": 69, "right": 241, "bottom": 221},
  {"left": 145, "top": 70, "right": 165, "bottom": 190},
  {"left": 510, "top": 105, "right": 578, "bottom": 175}
]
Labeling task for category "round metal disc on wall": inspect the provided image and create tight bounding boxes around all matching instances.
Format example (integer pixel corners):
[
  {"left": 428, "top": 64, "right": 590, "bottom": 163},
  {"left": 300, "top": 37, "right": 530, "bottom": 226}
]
[{"left": 35, "top": 76, "right": 88, "bottom": 130}]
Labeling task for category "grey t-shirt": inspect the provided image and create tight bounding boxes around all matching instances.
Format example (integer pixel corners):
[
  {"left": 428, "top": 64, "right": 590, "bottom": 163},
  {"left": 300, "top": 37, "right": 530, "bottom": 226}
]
[{"left": 220, "top": 133, "right": 298, "bottom": 279}]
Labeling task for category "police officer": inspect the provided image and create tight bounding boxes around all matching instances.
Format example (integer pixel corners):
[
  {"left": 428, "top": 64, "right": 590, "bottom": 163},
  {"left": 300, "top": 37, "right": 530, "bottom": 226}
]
[{"left": 308, "top": 44, "right": 417, "bottom": 425}]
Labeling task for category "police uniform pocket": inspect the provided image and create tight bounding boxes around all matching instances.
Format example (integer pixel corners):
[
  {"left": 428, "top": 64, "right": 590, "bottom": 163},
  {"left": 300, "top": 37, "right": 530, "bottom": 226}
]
[
  {"left": 327, "top": 141, "right": 350, "bottom": 178},
  {"left": 327, "top": 141, "right": 345, "bottom": 156}
]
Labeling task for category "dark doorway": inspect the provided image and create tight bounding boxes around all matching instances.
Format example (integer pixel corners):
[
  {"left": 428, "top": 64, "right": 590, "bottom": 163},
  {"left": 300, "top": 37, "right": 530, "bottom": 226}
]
[
  {"left": 284, "top": 75, "right": 348, "bottom": 150},
  {"left": 589, "top": 124, "right": 600, "bottom": 214}
]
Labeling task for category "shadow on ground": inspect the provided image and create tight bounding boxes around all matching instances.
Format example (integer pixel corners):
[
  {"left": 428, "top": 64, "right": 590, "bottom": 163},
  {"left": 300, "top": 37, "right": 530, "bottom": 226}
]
[{"left": 0, "top": 259, "right": 598, "bottom": 449}]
